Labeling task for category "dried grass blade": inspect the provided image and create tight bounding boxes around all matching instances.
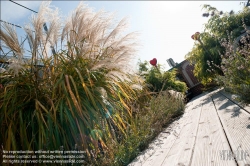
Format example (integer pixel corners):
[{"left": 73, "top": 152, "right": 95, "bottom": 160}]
[{"left": 74, "top": 67, "right": 98, "bottom": 109}]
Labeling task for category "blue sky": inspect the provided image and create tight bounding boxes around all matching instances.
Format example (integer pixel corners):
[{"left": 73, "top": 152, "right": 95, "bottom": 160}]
[{"left": 0, "top": 1, "right": 246, "bottom": 70}]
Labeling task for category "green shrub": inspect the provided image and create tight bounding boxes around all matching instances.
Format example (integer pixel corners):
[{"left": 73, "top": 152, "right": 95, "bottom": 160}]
[
  {"left": 138, "top": 60, "right": 188, "bottom": 93},
  {"left": 95, "top": 90, "right": 185, "bottom": 166},
  {"left": 216, "top": 24, "right": 250, "bottom": 103},
  {"left": 186, "top": 5, "right": 250, "bottom": 85}
]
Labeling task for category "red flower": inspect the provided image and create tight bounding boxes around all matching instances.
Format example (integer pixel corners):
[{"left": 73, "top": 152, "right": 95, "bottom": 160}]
[{"left": 150, "top": 58, "right": 157, "bottom": 66}]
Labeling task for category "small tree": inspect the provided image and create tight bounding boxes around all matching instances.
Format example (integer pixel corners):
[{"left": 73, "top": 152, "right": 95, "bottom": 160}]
[{"left": 186, "top": 4, "right": 250, "bottom": 85}]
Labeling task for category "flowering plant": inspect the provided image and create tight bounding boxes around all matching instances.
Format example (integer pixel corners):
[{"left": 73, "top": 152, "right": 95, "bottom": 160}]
[{"left": 216, "top": 25, "right": 250, "bottom": 103}]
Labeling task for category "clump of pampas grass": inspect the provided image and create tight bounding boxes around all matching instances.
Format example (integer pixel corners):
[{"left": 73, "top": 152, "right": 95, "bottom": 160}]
[{"left": 0, "top": 1, "right": 146, "bottom": 162}]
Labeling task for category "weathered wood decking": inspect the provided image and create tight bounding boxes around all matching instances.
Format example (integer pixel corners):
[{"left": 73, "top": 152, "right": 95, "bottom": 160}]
[{"left": 129, "top": 89, "right": 250, "bottom": 166}]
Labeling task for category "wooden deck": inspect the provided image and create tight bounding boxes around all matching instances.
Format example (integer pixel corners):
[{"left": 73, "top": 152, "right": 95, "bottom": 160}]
[{"left": 129, "top": 89, "right": 250, "bottom": 166}]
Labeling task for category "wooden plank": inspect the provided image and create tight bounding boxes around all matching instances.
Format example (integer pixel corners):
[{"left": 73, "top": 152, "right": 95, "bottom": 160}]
[
  {"left": 128, "top": 128, "right": 174, "bottom": 166},
  {"left": 143, "top": 94, "right": 210, "bottom": 166},
  {"left": 219, "top": 89, "right": 250, "bottom": 114},
  {"left": 128, "top": 92, "right": 205, "bottom": 166},
  {"left": 212, "top": 93, "right": 250, "bottom": 165},
  {"left": 160, "top": 97, "right": 203, "bottom": 166},
  {"left": 129, "top": 89, "right": 241, "bottom": 166},
  {"left": 190, "top": 96, "right": 237, "bottom": 166},
  {"left": 128, "top": 113, "right": 188, "bottom": 166},
  {"left": 129, "top": 91, "right": 216, "bottom": 166},
  {"left": 141, "top": 111, "right": 193, "bottom": 166}
]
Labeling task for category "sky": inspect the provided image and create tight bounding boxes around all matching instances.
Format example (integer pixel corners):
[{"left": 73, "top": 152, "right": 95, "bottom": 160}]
[{"left": 0, "top": 1, "right": 246, "bottom": 70}]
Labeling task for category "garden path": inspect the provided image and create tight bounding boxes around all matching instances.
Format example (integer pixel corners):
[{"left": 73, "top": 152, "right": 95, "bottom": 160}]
[{"left": 129, "top": 88, "right": 250, "bottom": 166}]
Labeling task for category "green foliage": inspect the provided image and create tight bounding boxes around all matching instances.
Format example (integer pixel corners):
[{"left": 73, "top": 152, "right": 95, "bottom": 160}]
[
  {"left": 0, "top": 50, "right": 142, "bottom": 154},
  {"left": 216, "top": 30, "right": 250, "bottom": 103},
  {"left": 96, "top": 90, "right": 185, "bottom": 166},
  {"left": 138, "top": 60, "right": 188, "bottom": 93},
  {"left": 138, "top": 60, "right": 149, "bottom": 73},
  {"left": 0, "top": 2, "right": 143, "bottom": 159},
  {"left": 0, "top": 2, "right": 187, "bottom": 166},
  {"left": 186, "top": 32, "right": 224, "bottom": 85},
  {"left": 186, "top": 5, "right": 250, "bottom": 85},
  {"left": 203, "top": 4, "right": 250, "bottom": 38},
  {"left": 161, "top": 70, "right": 188, "bottom": 93}
]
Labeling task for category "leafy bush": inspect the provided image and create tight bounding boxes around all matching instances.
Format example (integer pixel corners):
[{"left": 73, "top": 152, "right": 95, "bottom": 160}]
[
  {"left": 186, "top": 32, "right": 224, "bottom": 85},
  {"left": 186, "top": 5, "right": 250, "bottom": 85},
  {"left": 216, "top": 23, "right": 250, "bottom": 103},
  {"left": 95, "top": 90, "right": 185, "bottom": 166},
  {"left": 138, "top": 60, "right": 188, "bottom": 93}
]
